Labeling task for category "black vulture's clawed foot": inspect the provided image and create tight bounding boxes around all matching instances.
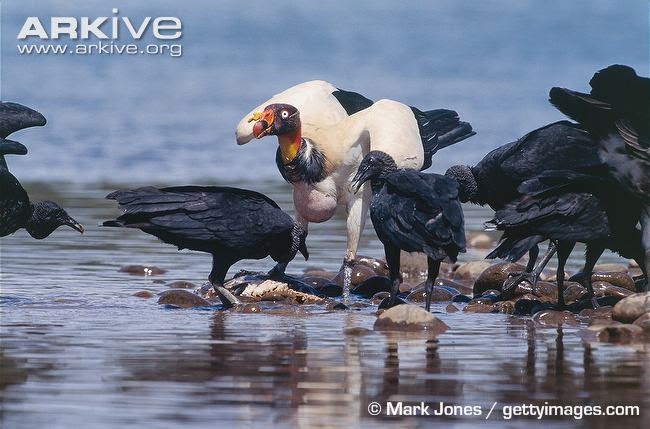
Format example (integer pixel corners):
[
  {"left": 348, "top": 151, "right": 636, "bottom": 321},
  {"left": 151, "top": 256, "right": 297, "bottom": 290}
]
[
  {"left": 212, "top": 284, "right": 241, "bottom": 309},
  {"left": 568, "top": 271, "right": 587, "bottom": 284},
  {"left": 267, "top": 263, "right": 288, "bottom": 281},
  {"left": 378, "top": 296, "right": 406, "bottom": 310},
  {"left": 502, "top": 272, "right": 536, "bottom": 298}
]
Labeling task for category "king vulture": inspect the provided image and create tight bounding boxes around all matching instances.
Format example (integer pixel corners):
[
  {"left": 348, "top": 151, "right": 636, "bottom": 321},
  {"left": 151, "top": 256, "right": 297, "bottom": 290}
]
[{"left": 236, "top": 81, "right": 474, "bottom": 294}]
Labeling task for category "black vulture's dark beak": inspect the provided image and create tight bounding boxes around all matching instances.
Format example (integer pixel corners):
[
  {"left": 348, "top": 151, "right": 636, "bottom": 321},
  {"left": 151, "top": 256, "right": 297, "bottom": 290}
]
[
  {"left": 351, "top": 167, "right": 370, "bottom": 194},
  {"left": 65, "top": 217, "right": 85, "bottom": 234},
  {"left": 299, "top": 241, "right": 309, "bottom": 261}
]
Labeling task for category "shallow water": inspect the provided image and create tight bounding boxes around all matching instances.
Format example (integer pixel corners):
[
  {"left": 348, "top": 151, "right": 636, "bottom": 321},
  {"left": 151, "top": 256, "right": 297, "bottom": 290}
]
[{"left": 1, "top": 183, "right": 648, "bottom": 428}]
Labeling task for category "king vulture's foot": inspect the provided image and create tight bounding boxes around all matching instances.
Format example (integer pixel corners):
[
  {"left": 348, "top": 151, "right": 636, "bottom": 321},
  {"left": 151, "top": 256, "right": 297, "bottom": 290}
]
[{"left": 340, "top": 257, "right": 356, "bottom": 302}]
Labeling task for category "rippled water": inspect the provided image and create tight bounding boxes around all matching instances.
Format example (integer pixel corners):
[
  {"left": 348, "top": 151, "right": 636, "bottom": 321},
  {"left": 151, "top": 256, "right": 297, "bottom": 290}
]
[{"left": 1, "top": 183, "right": 648, "bottom": 428}]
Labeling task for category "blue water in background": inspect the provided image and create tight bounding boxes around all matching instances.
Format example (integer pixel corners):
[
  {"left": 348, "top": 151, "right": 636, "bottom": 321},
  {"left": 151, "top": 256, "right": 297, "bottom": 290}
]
[{"left": 1, "top": 0, "right": 647, "bottom": 184}]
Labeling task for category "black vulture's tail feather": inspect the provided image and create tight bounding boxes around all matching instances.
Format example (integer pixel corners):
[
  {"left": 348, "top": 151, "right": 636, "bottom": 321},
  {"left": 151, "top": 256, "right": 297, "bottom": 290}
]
[
  {"left": 411, "top": 107, "right": 475, "bottom": 170},
  {"left": 486, "top": 235, "right": 545, "bottom": 263},
  {"left": 101, "top": 220, "right": 125, "bottom": 227}
]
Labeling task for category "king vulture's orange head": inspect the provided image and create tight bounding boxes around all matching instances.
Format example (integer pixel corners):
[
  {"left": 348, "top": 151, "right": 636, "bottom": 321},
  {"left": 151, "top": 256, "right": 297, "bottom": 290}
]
[{"left": 248, "top": 104, "right": 300, "bottom": 139}]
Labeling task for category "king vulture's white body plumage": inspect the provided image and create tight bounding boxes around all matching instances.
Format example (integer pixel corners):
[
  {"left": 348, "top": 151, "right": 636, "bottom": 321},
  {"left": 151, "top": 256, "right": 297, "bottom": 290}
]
[{"left": 236, "top": 81, "right": 475, "bottom": 282}]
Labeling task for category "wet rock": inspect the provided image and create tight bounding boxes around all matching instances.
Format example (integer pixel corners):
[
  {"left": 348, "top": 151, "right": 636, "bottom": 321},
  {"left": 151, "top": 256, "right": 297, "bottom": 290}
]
[
  {"left": 120, "top": 265, "right": 167, "bottom": 276},
  {"left": 351, "top": 265, "right": 376, "bottom": 285},
  {"left": 326, "top": 301, "right": 349, "bottom": 311},
  {"left": 592, "top": 272, "right": 635, "bottom": 291},
  {"left": 239, "top": 303, "right": 262, "bottom": 314},
  {"left": 591, "top": 281, "right": 609, "bottom": 296},
  {"left": 378, "top": 296, "right": 407, "bottom": 309},
  {"left": 302, "top": 268, "right": 336, "bottom": 279},
  {"left": 371, "top": 291, "right": 391, "bottom": 304},
  {"left": 481, "top": 289, "right": 501, "bottom": 302},
  {"left": 612, "top": 292, "right": 650, "bottom": 323},
  {"left": 301, "top": 276, "right": 332, "bottom": 289},
  {"left": 533, "top": 281, "right": 557, "bottom": 299},
  {"left": 593, "top": 263, "right": 628, "bottom": 273},
  {"left": 454, "top": 261, "right": 493, "bottom": 281},
  {"left": 133, "top": 290, "right": 154, "bottom": 298},
  {"left": 355, "top": 255, "right": 389, "bottom": 277},
  {"left": 344, "top": 327, "right": 372, "bottom": 336},
  {"left": 157, "top": 289, "right": 212, "bottom": 308},
  {"left": 514, "top": 299, "right": 545, "bottom": 315},
  {"left": 406, "top": 286, "right": 454, "bottom": 303},
  {"left": 238, "top": 280, "right": 323, "bottom": 304},
  {"left": 468, "top": 232, "right": 493, "bottom": 249},
  {"left": 473, "top": 262, "right": 527, "bottom": 295},
  {"left": 580, "top": 306, "right": 613, "bottom": 323},
  {"left": 437, "top": 278, "right": 472, "bottom": 294},
  {"left": 587, "top": 322, "right": 644, "bottom": 342},
  {"left": 563, "top": 282, "right": 587, "bottom": 303},
  {"left": 316, "top": 283, "right": 343, "bottom": 298},
  {"left": 532, "top": 310, "right": 579, "bottom": 327},
  {"left": 374, "top": 304, "right": 449, "bottom": 332},
  {"left": 632, "top": 313, "right": 650, "bottom": 330},
  {"left": 463, "top": 302, "right": 495, "bottom": 313},
  {"left": 604, "top": 285, "right": 633, "bottom": 298},
  {"left": 399, "top": 282, "right": 415, "bottom": 293},
  {"left": 452, "top": 294, "right": 472, "bottom": 303},
  {"left": 494, "top": 300, "right": 515, "bottom": 314},
  {"left": 351, "top": 276, "right": 392, "bottom": 298},
  {"left": 167, "top": 280, "right": 197, "bottom": 289},
  {"left": 446, "top": 304, "right": 459, "bottom": 313},
  {"left": 511, "top": 281, "right": 534, "bottom": 297}
]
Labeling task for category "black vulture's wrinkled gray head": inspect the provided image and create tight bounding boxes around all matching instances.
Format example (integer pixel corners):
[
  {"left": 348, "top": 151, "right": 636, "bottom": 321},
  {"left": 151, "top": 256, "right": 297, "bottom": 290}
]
[
  {"left": 25, "top": 201, "right": 84, "bottom": 239},
  {"left": 445, "top": 165, "right": 478, "bottom": 203},
  {"left": 351, "top": 151, "right": 398, "bottom": 193}
]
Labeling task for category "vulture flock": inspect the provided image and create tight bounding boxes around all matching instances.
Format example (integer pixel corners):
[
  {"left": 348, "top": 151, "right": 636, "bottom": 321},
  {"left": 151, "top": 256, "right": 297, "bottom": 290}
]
[{"left": 1, "top": 64, "right": 648, "bottom": 314}]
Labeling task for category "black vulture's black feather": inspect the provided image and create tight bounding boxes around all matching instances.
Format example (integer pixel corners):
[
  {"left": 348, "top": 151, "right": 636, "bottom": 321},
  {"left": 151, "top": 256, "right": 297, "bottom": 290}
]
[{"left": 103, "top": 186, "right": 308, "bottom": 285}]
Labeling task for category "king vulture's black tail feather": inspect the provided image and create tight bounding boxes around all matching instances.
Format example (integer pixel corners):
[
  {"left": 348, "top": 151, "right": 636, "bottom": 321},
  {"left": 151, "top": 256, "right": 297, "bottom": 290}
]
[{"left": 411, "top": 107, "right": 475, "bottom": 170}]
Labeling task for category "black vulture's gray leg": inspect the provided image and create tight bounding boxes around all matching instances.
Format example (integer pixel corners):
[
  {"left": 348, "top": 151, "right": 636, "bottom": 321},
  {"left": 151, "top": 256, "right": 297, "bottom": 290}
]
[
  {"left": 267, "top": 262, "right": 288, "bottom": 280},
  {"left": 209, "top": 257, "right": 240, "bottom": 308},
  {"left": 384, "top": 244, "right": 402, "bottom": 308},
  {"left": 526, "top": 245, "right": 540, "bottom": 273},
  {"left": 641, "top": 207, "right": 650, "bottom": 292},
  {"left": 424, "top": 259, "right": 441, "bottom": 312},
  {"left": 503, "top": 242, "right": 557, "bottom": 296},
  {"left": 555, "top": 241, "right": 575, "bottom": 309},
  {"left": 580, "top": 243, "right": 604, "bottom": 308}
]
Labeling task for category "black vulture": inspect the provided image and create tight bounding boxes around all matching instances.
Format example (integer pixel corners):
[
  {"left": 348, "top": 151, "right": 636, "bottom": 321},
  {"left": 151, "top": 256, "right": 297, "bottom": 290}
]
[
  {"left": 351, "top": 151, "right": 465, "bottom": 311},
  {"left": 549, "top": 64, "right": 649, "bottom": 289},
  {"left": 486, "top": 169, "right": 644, "bottom": 307},
  {"left": 444, "top": 120, "right": 637, "bottom": 288},
  {"left": 102, "top": 186, "right": 309, "bottom": 302},
  {"left": 0, "top": 103, "right": 84, "bottom": 239}
]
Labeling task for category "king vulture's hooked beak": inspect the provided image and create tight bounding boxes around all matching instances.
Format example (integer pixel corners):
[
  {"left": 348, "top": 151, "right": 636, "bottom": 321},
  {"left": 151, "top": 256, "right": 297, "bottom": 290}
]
[{"left": 248, "top": 109, "right": 275, "bottom": 138}]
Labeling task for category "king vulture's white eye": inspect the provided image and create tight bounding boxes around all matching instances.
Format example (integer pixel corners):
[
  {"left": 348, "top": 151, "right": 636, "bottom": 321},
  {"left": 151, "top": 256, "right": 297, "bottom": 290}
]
[{"left": 281, "top": 110, "right": 289, "bottom": 119}]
